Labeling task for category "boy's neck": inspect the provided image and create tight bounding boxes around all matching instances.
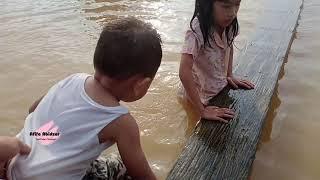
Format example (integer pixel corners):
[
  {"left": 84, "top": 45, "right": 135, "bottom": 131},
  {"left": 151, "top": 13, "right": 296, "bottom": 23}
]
[
  {"left": 98, "top": 80, "right": 121, "bottom": 102},
  {"left": 85, "top": 75, "right": 122, "bottom": 107}
]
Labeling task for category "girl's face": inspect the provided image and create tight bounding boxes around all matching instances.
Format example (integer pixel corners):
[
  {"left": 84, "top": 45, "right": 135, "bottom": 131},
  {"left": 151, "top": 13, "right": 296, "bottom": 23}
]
[{"left": 213, "top": 0, "right": 241, "bottom": 28}]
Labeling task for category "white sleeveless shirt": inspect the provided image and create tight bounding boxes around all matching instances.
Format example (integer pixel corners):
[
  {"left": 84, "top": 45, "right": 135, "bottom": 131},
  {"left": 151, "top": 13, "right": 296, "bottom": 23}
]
[{"left": 7, "top": 73, "right": 129, "bottom": 180}]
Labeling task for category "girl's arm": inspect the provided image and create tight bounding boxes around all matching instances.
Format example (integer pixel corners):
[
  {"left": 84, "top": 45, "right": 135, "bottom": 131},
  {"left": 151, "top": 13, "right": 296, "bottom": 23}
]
[
  {"left": 179, "top": 54, "right": 205, "bottom": 115},
  {"left": 227, "top": 46, "right": 255, "bottom": 89},
  {"left": 179, "top": 54, "right": 234, "bottom": 122},
  {"left": 227, "top": 45, "right": 234, "bottom": 78}
]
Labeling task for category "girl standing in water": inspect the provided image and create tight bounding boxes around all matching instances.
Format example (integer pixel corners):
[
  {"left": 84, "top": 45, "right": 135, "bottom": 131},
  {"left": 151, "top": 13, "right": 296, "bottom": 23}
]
[{"left": 179, "top": 0, "right": 255, "bottom": 123}]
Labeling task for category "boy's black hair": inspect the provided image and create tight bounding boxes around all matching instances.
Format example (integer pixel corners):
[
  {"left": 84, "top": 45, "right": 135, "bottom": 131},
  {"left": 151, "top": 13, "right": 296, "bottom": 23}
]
[
  {"left": 94, "top": 17, "right": 162, "bottom": 80},
  {"left": 190, "top": 0, "right": 239, "bottom": 48}
]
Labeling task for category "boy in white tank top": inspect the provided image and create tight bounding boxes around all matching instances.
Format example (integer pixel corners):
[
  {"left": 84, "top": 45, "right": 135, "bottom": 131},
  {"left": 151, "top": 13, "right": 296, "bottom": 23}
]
[{"left": 0, "top": 17, "right": 162, "bottom": 180}]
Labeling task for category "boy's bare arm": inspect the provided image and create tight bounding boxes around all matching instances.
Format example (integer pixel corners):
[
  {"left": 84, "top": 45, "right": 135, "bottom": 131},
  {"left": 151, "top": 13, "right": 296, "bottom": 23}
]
[
  {"left": 28, "top": 95, "right": 44, "bottom": 114},
  {"left": 116, "top": 115, "right": 156, "bottom": 180},
  {"left": 0, "top": 137, "right": 31, "bottom": 179},
  {"left": 102, "top": 114, "right": 156, "bottom": 180},
  {"left": 226, "top": 46, "right": 255, "bottom": 89},
  {"left": 0, "top": 137, "right": 31, "bottom": 162}
]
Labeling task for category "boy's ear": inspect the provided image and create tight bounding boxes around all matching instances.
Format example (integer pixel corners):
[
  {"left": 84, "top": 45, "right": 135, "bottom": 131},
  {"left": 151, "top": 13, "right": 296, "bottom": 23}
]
[
  {"left": 140, "top": 77, "right": 152, "bottom": 85},
  {"left": 133, "top": 77, "right": 152, "bottom": 96}
]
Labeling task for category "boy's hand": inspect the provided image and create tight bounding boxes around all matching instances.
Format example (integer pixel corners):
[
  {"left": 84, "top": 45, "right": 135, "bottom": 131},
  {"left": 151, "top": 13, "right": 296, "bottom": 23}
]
[
  {"left": 227, "top": 76, "right": 255, "bottom": 90},
  {"left": 200, "top": 106, "right": 235, "bottom": 123}
]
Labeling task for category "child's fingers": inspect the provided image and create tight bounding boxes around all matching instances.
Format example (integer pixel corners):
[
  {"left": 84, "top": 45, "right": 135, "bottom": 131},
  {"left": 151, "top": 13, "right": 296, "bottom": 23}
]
[
  {"left": 224, "top": 110, "right": 235, "bottom": 115},
  {"left": 212, "top": 117, "right": 229, "bottom": 123},
  {"left": 203, "top": 114, "right": 228, "bottom": 123},
  {"left": 238, "top": 81, "right": 251, "bottom": 89},
  {"left": 244, "top": 81, "right": 255, "bottom": 89},
  {"left": 218, "top": 109, "right": 235, "bottom": 117},
  {"left": 18, "top": 141, "right": 31, "bottom": 155},
  {"left": 221, "top": 108, "right": 235, "bottom": 112},
  {"left": 219, "top": 113, "right": 234, "bottom": 119},
  {"left": 219, "top": 108, "right": 235, "bottom": 115},
  {"left": 240, "top": 80, "right": 255, "bottom": 89},
  {"left": 207, "top": 107, "right": 235, "bottom": 115},
  {"left": 216, "top": 110, "right": 234, "bottom": 119},
  {"left": 206, "top": 106, "right": 219, "bottom": 110},
  {"left": 245, "top": 80, "right": 255, "bottom": 87}
]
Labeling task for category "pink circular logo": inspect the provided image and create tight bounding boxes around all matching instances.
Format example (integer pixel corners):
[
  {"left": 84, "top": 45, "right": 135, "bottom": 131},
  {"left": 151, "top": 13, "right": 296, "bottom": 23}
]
[{"left": 29, "top": 120, "right": 61, "bottom": 145}]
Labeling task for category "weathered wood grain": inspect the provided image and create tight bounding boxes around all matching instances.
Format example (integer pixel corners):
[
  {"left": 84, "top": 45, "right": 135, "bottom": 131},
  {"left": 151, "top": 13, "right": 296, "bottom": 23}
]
[{"left": 167, "top": 0, "right": 303, "bottom": 179}]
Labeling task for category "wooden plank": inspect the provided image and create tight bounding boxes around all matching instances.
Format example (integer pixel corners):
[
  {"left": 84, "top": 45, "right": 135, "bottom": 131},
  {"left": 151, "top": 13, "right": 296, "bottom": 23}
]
[{"left": 167, "top": 0, "right": 303, "bottom": 179}]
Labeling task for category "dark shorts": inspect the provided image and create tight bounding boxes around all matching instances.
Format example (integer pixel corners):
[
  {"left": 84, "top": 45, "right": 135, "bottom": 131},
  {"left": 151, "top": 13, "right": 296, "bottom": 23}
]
[{"left": 82, "top": 155, "right": 132, "bottom": 180}]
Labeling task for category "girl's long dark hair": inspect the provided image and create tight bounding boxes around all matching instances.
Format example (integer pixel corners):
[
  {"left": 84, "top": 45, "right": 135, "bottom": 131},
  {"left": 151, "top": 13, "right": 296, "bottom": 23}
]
[{"left": 190, "top": 0, "right": 239, "bottom": 48}]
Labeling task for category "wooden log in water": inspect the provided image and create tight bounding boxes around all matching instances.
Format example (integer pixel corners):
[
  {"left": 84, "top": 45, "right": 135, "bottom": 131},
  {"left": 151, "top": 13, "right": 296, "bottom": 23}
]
[{"left": 167, "top": 0, "right": 303, "bottom": 179}]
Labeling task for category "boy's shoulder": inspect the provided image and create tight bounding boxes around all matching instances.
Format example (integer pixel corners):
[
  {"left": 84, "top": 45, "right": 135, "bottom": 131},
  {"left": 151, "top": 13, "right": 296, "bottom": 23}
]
[
  {"left": 99, "top": 113, "right": 138, "bottom": 143},
  {"left": 83, "top": 75, "right": 124, "bottom": 108},
  {"left": 61, "top": 73, "right": 85, "bottom": 80},
  {"left": 58, "top": 73, "right": 88, "bottom": 86}
]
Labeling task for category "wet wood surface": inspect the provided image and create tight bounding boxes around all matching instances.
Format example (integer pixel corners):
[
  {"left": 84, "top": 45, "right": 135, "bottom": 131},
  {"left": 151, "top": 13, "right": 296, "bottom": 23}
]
[{"left": 167, "top": 0, "right": 303, "bottom": 179}]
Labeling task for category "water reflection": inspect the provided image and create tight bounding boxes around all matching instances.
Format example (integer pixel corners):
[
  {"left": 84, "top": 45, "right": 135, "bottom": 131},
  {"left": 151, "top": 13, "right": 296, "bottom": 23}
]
[
  {"left": 251, "top": 0, "right": 320, "bottom": 179},
  {"left": 258, "top": 66, "right": 284, "bottom": 146},
  {"left": 82, "top": 0, "right": 194, "bottom": 54}
]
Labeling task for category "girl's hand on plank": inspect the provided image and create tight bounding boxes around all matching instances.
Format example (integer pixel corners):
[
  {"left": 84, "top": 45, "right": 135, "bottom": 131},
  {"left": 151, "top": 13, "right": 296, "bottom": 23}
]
[
  {"left": 227, "top": 76, "right": 255, "bottom": 90},
  {"left": 200, "top": 106, "right": 235, "bottom": 123}
]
